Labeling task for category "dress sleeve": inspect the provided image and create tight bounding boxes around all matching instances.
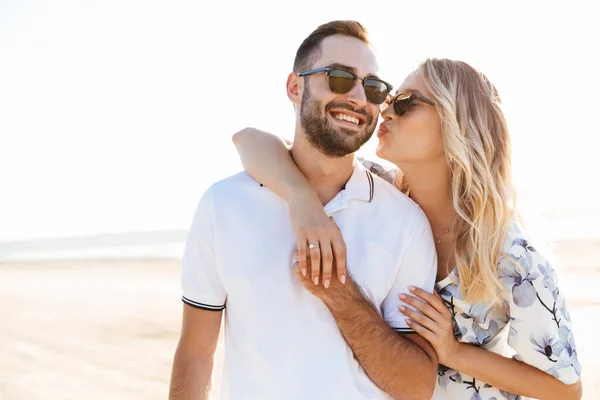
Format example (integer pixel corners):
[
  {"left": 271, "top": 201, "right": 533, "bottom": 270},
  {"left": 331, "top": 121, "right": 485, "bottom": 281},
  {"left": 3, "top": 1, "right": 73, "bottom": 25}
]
[
  {"left": 180, "top": 187, "right": 227, "bottom": 311},
  {"left": 499, "top": 237, "right": 581, "bottom": 384}
]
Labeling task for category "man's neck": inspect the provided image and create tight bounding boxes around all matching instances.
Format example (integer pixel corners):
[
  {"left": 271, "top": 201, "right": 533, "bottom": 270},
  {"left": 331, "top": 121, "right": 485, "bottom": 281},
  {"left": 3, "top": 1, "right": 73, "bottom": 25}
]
[{"left": 290, "top": 137, "right": 355, "bottom": 206}]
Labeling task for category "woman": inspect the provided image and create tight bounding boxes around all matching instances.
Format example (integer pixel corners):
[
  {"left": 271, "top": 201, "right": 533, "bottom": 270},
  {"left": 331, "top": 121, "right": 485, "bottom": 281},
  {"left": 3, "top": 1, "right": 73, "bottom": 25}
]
[{"left": 232, "top": 58, "right": 582, "bottom": 399}]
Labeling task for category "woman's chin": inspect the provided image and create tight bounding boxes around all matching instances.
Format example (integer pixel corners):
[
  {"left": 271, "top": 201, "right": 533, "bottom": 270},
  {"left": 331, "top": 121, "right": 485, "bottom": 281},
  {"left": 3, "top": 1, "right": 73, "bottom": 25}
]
[{"left": 375, "top": 143, "right": 393, "bottom": 162}]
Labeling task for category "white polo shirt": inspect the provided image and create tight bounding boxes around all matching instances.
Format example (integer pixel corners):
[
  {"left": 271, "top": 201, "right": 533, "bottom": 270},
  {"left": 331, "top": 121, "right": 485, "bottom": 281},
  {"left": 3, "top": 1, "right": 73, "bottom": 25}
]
[{"left": 181, "top": 161, "right": 437, "bottom": 400}]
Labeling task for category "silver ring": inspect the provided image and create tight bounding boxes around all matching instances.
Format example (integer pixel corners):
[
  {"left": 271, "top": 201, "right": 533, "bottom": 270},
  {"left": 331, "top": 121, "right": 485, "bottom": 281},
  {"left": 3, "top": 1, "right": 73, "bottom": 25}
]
[{"left": 308, "top": 243, "right": 320, "bottom": 250}]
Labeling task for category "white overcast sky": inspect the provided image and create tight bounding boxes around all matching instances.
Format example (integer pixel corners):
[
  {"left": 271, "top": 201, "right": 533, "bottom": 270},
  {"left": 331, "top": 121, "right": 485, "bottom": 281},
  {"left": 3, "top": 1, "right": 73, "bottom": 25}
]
[{"left": 1, "top": 0, "right": 598, "bottom": 242}]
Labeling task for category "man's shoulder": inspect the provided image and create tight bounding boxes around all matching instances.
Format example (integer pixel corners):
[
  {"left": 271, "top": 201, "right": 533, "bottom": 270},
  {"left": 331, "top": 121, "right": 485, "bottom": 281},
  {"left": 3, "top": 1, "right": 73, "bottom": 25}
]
[
  {"left": 204, "top": 171, "right": 263, "bottom": 198},
  {"left": 370, "top": 172, "right": 418, "bottom": 211},
  {"left": 367, "top": 172, "right": 431, "bottom": 232}
]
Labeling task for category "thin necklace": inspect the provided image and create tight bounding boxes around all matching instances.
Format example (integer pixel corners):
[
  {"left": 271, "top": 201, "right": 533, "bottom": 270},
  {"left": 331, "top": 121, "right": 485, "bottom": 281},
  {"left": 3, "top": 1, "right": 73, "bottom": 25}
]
[
  {"left": 435, "top": 226, "right": 452, "bottom": 244},
  {"left": 435, "top": 218, "right": 458, "bottom": 244}
]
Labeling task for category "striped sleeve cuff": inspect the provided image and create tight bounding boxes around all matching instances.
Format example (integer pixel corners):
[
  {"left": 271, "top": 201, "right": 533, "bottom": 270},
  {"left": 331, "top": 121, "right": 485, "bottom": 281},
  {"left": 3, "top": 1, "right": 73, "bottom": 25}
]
[
  {"left": 182, "top": 296, "right": 226, "bottom": 311},
  {"left": 393, "top": 327, "right": 416, "bottom": 334}
]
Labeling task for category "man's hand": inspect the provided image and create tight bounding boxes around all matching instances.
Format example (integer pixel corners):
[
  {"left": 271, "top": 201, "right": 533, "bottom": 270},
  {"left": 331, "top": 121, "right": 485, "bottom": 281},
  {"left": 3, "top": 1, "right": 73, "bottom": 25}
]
[{"left": 291, "top": 253, "right": 438, "bottom": 400}]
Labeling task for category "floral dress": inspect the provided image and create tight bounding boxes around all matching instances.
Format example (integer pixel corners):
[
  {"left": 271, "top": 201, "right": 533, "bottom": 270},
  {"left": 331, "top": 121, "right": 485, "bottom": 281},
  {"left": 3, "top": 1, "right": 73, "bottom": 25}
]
[
  {"left": 361, "top": 159, "right": 581, "bottom": 400},
  {"left": 433, "top": 222, "right": 581, "bottom": 399}
]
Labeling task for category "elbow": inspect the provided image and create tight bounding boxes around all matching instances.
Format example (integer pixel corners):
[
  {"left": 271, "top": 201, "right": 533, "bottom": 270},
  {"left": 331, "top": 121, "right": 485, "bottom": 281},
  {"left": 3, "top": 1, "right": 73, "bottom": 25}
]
[
  {"left": 232, "top": 126, "right": 258, "bottom": 146},
  {"left": 387, "top": 343, "right": 436, "bottom": 400},
  {"left": 408, "top": 362, "right": 437, "bottom": 400},
  {"left": 400, "top": 351, "right": 436, "bottom": 400},
  {"left": 388, "top": 384, "right": 434, "bottom": 400},
  {"left": 412, "top": 373, "right": 436, "bottom": 400},
  {"left": 387, "top": 367, "right": 436, "bottom": 400}
]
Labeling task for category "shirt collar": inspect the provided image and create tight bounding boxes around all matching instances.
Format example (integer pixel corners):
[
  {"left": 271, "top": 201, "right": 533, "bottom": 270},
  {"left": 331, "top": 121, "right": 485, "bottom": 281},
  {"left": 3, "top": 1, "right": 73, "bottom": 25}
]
[
  {"left": 344, "top": 160, "right": 375, "bottom": 202},
  {"left": 323, "top": 161, "right": 374, "bottom": 214}
]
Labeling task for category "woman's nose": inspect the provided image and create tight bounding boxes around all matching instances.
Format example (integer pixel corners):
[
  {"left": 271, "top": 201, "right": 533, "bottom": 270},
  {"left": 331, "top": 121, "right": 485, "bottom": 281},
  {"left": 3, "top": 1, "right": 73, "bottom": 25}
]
[{"left": 380, "top": 103, "right": 394, "bottom": 120}]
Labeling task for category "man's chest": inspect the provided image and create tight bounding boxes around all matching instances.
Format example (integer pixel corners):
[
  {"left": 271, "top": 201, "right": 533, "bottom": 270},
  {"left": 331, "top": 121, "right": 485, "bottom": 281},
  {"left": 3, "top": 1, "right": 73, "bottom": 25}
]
[{"left": 215, "top": 213, "right": 400, "bottom": 311}]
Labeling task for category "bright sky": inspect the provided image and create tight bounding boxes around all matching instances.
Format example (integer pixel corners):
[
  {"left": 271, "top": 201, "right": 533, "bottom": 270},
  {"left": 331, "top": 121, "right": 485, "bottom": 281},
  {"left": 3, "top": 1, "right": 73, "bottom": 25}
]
[{"left": 1, "top": 0, "right": 598, "bottom": 242}]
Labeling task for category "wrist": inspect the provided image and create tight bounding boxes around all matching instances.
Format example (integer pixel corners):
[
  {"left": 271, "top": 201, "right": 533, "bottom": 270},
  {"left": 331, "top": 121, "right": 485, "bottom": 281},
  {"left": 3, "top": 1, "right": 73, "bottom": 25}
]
[
  {"left": 287, "top": 185, "right": 320, "bottom": 207},
  {"left": 322, "top": 279, "right": 363, "bottom": 308},
  {"left": 445, "top": 342, "right": 467, "bottom": 371}
]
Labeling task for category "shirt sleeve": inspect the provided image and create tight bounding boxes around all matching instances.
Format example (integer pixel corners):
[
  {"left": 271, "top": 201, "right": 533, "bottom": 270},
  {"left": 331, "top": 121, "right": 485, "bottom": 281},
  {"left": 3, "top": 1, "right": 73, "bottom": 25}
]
[
  {"left": 500, "top": 238, "right": 581, "bottom": 383},
  {"left": 381, "top": 210, "right": 438, "bottom": 333},
  {"left": 180, "top": 187, "right": 227, "bottom": 311}
]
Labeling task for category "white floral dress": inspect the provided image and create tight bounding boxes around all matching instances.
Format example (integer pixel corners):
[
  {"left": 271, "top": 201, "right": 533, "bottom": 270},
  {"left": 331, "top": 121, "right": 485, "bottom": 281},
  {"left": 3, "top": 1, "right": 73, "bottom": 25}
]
[
  {"left": 362, "top": 159, "right": 581, "bottom": 400},
  {"left": 433, "top": 222, "right": 580, "bottom": 400}
]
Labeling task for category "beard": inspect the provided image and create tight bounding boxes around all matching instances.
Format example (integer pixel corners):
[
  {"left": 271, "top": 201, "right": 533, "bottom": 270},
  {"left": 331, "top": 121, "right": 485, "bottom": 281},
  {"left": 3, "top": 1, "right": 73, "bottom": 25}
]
[{"left": 299, "top": 83, "right": 376, "bottom": 157}]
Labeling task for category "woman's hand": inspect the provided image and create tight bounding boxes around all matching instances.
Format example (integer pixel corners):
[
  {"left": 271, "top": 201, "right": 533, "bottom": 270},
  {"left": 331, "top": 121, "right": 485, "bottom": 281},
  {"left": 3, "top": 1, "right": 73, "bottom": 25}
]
[
  {"left": 233, "top": 128, "right": 348, "bottom": 287},
  {"left": 291, "top": 252, "right": 357, "bottom": 305},
  {"left": 288, "top": 197, "right": 347, "bottom": 288},
  {"left": 398, "top": 286, "right": 460, "bottom": 365}
]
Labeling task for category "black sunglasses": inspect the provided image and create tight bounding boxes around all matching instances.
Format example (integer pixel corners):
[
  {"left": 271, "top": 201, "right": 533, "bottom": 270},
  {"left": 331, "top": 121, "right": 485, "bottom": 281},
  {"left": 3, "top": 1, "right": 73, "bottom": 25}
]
[
  {"left": 386, "top": 91, "right": 436, "bottom": 116},
  {"left": 298, "top": 66, "right": 393, "bottom": 105}
]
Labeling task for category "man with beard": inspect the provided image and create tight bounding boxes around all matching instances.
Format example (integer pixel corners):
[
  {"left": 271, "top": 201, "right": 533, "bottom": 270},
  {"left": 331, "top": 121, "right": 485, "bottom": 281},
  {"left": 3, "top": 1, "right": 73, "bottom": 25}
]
[{"left": 169, "top": 21, "right": 438, "bottom": 400}]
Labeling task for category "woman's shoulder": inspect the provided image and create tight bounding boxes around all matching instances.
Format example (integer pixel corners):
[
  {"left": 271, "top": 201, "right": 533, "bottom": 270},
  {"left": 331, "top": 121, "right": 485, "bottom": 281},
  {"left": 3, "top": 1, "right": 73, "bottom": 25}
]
[
  {"left": 500, "top": 220, "right": 530, "bottom": 254},
  {"left": 497, "top": 220, "right": 562, "bottom": 295},
  {"left": 357, "top": 157, "right": 398, "bottom": 185},
  {"left": 499, "top": 220, "right": 558, "bottom": 263}
]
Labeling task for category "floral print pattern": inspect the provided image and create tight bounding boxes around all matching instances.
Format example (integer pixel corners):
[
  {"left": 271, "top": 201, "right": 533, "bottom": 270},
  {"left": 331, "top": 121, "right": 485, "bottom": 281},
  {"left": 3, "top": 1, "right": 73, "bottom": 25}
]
[
  {"left": 358, "top": 157, "right": 397, "bottom": 185},
  {"left": 361, "top": 159, "right": 581, "bottom": 399},
  {"left": 431, "top": 222, "right": 581, "bottom": 399}
]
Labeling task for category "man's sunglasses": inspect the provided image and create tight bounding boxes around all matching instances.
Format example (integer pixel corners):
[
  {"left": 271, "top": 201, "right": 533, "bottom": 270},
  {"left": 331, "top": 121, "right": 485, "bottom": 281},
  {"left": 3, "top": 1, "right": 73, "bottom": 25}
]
[
  {"left": 298, "top": 66, "right": 393, "bottom": 105},
  {"left": 386, "top": 92, "right": 436, "bottom": 116}
]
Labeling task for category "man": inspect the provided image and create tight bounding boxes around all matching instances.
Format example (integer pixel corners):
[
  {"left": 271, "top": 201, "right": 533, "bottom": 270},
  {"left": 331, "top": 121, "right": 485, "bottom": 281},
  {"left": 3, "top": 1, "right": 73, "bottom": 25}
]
[{"left": 169, "top": 20, "right": 438, "bottom": 400}]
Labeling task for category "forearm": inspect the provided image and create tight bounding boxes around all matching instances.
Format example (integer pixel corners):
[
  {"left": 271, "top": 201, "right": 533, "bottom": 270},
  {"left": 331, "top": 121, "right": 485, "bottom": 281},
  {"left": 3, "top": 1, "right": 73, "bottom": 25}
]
[
  {"left": 324, "top": 285, "right": 437, "bottom": 400},
  {"left": 232, "top": 128, "right": 315, "bottom": 201},
  {"left": 449, "top": 343, "right": 582, "bottom": 400},
  {"left": 169, "top": 350, "right": 214, "bottom": 400}
]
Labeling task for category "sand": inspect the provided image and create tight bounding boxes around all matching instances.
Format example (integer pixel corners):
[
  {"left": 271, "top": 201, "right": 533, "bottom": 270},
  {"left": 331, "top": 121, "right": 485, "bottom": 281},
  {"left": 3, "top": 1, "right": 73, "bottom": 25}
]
[{"left": 1, "top": 239, "right": 598, "bottom": 399}]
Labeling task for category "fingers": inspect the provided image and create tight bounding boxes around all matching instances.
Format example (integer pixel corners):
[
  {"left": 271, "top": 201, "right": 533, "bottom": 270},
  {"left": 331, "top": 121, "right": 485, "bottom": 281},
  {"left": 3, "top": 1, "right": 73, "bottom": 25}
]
[
  {"left": 292, "top": 260, "right": 309, "bottom": 287},
  {"left": 293, "top": 217, "right": 347, "bottom": 288},
  {"left": 405, "top": 319, "right": 436, "bottom": 343},
  {"left": 308, "top": 239, "right": 321, "bottom": 285},
  {"left": 292, "top": 260, "right": 301, "bottom": 276},
  {"left": 320, "top": 242, "right": 334, "bottom": 289},
  {"left": 399, "top": 293, "right": 446, "bottom": 326},
  {"left": 398, "top": 303, "right": 440, "bottom": 334},
  {"left": 329, "top": 218, "right": 347, "bottom": 284},
  {"left": 296, "top": 241, "right": 308, "bottom": 277},
  {"left": 409, "top": 286, "right": 450, "bottom": 316},
  {"left": 293, "top": 259, "right": 322, "bottom": 295}
]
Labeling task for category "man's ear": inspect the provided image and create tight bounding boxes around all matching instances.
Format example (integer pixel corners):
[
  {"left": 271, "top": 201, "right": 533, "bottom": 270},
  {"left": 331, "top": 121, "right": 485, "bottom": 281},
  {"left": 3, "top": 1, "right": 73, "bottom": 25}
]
[{"left": 286, "top": 72, "right": 302, "bottom": 106}]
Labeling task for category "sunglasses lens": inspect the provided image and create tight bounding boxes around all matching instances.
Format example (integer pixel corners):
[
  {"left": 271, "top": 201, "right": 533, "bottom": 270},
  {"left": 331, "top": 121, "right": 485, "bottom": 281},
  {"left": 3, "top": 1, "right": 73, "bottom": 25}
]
[
  {"left": 328, "top": 68, "right": 356, "bottom": 94},
  {"left": 364, "top": 79, "right": 390, "bottom": 104},
  {"left": 393, "top": 93, "right": 413, "bottom": 115}
]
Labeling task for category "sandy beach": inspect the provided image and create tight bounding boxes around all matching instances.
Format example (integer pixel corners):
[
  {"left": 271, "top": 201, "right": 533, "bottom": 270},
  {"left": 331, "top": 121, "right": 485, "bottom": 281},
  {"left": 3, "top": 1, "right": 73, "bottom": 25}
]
[{"left": 1, "top": 239, "right": 598, "bottom": 400}]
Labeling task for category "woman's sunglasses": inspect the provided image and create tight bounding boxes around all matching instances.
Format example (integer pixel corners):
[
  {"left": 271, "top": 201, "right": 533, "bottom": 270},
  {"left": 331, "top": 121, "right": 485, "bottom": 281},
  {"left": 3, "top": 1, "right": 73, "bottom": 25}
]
[
  {"left": 298, "top": 66, "right": 393, "bottom": 105},
  {"left": 386, "top": 91, "right": 436, "bottom": 116}
]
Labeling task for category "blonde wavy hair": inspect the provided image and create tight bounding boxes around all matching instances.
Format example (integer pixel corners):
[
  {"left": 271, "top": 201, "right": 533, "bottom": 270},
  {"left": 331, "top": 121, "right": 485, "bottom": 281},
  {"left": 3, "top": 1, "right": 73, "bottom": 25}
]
[{"left": 418, "top": 58, "right": 516, "bottom": 306}]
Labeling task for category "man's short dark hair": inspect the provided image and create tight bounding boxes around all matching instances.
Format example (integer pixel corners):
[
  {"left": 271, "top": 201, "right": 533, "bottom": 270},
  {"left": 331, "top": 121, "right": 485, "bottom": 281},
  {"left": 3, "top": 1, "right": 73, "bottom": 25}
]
[{"left": 293, "top": 20, "right": 370, "bottom": 73}]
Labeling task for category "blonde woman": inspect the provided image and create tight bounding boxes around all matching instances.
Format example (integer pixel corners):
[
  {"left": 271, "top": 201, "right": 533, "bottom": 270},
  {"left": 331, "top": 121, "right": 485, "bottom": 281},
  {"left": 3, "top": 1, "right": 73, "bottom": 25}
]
[{"left": 232, "top": 58, "right": 582, "bottom": 399}]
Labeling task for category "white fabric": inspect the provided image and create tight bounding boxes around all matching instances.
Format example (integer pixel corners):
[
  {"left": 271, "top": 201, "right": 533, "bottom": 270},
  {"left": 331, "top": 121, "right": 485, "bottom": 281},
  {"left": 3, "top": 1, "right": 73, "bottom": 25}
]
[{"left": 181, "top": 161, "right": 437, "bottom": 400}]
